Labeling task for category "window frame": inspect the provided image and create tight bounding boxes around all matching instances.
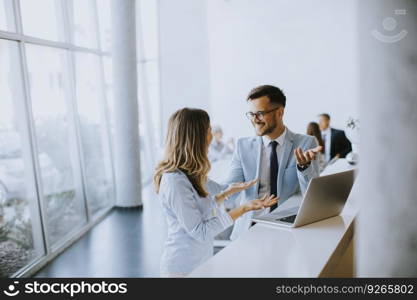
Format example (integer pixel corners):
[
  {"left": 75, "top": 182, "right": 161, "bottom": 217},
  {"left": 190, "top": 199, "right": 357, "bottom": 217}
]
[{"left": 0, "top": 0, "right": 116, "bottom": 277}]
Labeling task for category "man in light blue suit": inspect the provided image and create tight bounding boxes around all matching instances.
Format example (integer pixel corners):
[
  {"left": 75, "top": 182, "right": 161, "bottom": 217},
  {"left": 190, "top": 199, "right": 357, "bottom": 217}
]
[{"left": 225, "top": 85, "right": 322, "bottom": 240}]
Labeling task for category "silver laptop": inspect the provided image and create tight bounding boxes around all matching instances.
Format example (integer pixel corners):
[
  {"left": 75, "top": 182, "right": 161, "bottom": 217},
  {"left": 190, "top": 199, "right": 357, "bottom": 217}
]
[{"left": 252, "top": 169, "right": 355, "bottom": 228}]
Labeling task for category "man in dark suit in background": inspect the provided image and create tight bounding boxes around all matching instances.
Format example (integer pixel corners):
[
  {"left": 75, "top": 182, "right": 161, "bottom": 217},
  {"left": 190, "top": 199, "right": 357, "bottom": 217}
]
[{"left": 318, "top": 113, "right": 352, "bottom": 162}]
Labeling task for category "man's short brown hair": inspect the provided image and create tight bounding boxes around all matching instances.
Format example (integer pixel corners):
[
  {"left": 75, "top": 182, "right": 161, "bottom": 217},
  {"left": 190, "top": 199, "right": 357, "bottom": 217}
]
[
  {"left": 319, "top": 113, "right": 331, "bottom": 120},
  {"left": 247, "top": 85, "right": 286, "bottom": 107}
]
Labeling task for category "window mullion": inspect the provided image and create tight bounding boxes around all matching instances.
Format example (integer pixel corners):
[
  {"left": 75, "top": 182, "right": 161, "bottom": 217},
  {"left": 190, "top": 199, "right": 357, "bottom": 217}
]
[
  {"left": 61, "top": 0, "right": 72, "bottom": 44},
  {"left": 13, "top": 0, "right": 23, "bottom": 34}
]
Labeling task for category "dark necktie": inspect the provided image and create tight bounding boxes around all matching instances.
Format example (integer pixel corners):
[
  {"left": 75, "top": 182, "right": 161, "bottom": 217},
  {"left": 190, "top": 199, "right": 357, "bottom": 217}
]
[{"left": 269, "top": 141, "right": 279, "bottom": 211}]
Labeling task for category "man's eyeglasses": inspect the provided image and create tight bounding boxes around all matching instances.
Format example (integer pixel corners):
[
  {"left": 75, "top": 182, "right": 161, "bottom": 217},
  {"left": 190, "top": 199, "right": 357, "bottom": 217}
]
[{"left": 245, "top": 107, "right": 280, "bottom": 121}]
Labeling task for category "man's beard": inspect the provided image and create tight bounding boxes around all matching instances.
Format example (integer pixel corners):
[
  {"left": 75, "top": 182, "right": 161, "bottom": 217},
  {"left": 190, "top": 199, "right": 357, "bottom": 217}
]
[{"left": 254, "top": 121, "right": 276, "bottom": 136}]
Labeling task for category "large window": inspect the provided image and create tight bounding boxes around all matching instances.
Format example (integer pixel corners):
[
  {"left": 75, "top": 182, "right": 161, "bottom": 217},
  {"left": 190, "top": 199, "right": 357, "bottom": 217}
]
[
  {"left": 26, "top": 44, "right": 87, "bottom": 247},
  {"left": 0, "top": 0, "right": 161, "bottom": 278},
  {"left": 0, "top": 0, "right": 114, "bottom": 277},
  {"left": 0, "top": 40, "right": 44, "bottom": 277}
]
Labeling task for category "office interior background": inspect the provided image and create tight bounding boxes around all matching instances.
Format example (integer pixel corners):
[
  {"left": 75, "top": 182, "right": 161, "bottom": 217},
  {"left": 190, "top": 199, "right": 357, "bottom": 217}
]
[{"left": 0, "top": 0, "right": 416, "bottom": 278}]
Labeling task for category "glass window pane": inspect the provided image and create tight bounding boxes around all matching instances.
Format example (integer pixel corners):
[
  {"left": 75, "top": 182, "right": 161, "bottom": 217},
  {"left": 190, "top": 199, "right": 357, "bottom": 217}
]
[
  {"left": 74, "top": 52, "right": 114, "bottom": 215},
  {"left": 138, "top": 0, "right": 161, "bottom": 148},
  {"left": 20, "top": 0, "right": 65, "bottom": 41},
  {"left": 70, "top": 0, "right": 99, "bottom": 48},
  {"left": 137, "top": 61, "right": 161, "bottom": 172},
  {"left": 0, "top": 0, "right": 16, "bottom": 31},
  {"left": 103, "top": 56, "right": 114, "bottom": 118},
  {"left": 137, "top": 81, "right": 154, "bottom": 186},
  {"left": 144, "top": 61, "right": 159, "bottom": 85},
  {"left": 138, "top": 0, "right": 159, "bottom": 59},
  {"left": 25, "top": 44, "right": 86, "bottom": 247},
  {"left": 0, "top": 40, "right": 45, "bottom": 277},
  {"left": 96, "top": 0, "right": 112, "bottom": 51},
  {"left": 144, "top": 61, "right": 160, "bottom": 145}
]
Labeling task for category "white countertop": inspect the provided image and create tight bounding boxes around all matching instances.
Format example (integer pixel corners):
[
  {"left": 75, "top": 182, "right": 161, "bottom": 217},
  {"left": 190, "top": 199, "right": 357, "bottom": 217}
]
[
  {"left": 190, "top": 159, "right": 357, "bottom": 277},
  {"left": 189, "top": 204, "right": 355, "bottom": 277}
]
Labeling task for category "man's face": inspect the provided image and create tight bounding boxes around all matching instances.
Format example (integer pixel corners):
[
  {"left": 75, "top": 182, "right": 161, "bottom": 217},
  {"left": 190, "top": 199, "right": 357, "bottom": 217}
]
[
  {"left": 248, "top": 96, "right": 283, "bottom": 136},
  {"left": 318, "top": 116, "right": 330, "bottom": 131}
]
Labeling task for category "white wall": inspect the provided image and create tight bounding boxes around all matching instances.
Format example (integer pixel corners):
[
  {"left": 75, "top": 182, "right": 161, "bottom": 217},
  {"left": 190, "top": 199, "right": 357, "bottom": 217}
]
[
  {"left": 207, "top": 0, "right": 359, "bottom": 139},
  {"left": 158, "top": 0, "right": 211, "bottom": 139}
]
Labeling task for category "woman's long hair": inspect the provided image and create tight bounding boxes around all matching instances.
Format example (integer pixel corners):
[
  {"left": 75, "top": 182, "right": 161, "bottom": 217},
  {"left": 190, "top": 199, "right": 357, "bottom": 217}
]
[
  {"left": 153, "top": 108, "right": 211, "bottom": 197},
  {"left": 307, "top": 122, "right": 325, "bottom": 154}
]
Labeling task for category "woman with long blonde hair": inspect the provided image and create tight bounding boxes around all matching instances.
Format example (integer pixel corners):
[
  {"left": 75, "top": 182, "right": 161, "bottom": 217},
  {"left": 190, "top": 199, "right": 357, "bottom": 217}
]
[{"left": 154, "top": 108, "right": 277, "bottom": 277}]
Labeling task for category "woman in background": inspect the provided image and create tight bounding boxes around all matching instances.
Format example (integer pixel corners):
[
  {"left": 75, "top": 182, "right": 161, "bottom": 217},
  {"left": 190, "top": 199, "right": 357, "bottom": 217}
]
[
  {"left": 154, "top": 108, "right": 277, "bottom": 277},
  {"left": 307, "top": 122, "right": 326, "bottom": 172}
]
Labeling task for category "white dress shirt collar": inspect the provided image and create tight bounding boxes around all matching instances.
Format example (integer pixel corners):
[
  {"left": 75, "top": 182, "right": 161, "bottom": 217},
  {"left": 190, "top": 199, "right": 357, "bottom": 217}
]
[
  {"left": 321, "top": 127, "right": 331, "bottom": 162},
  {"left": 321, "top": 127, "right": 331, "bottom": 136},
  {"left": 261, "top": 127, "right": 287, "bottom": 147}
]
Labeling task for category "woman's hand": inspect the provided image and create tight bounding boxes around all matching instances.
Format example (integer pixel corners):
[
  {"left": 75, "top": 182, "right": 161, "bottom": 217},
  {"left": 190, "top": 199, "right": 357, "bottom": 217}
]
[
  {"left": 216, "top": 179, "right": 258, "bottom": 204},
  {"left": 243, "top": 194, "right": 279, "bottom": 212},
  {"left": 215, "top": 179, "right": 258, "bottom": 204},
  {"left": 227, "top": 194, "right": 279, "bottom": 221},
  {"left": 226, "top": 179, "right": 258, "bottom": 196}
]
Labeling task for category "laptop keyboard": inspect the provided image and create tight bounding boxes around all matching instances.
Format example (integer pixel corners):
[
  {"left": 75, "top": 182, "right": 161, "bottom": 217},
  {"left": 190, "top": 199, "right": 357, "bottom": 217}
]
[{"left": 276, "top": 214, "right": 297, "bottom": 223}]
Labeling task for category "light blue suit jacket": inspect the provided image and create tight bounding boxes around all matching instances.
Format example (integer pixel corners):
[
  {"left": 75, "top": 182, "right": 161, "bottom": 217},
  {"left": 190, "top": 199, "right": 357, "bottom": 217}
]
[{"left": 223, "top": 128, "right": 320, "bottom": 240}]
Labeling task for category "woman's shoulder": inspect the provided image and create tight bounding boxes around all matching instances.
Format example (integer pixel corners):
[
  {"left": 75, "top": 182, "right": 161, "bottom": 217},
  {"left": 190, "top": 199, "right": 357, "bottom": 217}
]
[
  {"left": 160, "top": 170, "right": 190, "bottom": 188},
  {"left": 159, "top": 170, "right": 196, "bottom": 202}
]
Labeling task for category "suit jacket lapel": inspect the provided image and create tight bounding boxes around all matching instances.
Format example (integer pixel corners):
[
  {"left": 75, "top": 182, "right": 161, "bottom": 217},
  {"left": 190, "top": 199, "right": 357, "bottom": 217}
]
[
  {"left": 253, "top": 136, "right": 262, "bottom": 198},
  {"left": 277, "top": 128, "right": 294, "bottom": 197},
  {"left": 243, "top": 137, "right": 262, "bottom": 223},
  {"left": 330, "top": 128, "right": 336, "bottom": 158}
]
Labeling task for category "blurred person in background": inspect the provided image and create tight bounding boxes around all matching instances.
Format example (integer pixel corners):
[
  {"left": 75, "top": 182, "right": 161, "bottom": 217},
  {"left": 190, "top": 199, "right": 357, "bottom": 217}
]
[
  {"left": 306, "top": 122, "right": 326, "bottom": 172},
  {"left": 208, "top": 125, "right": 234, "bottom": 163},
  {"left": 318, "top": 113, "right": 352, "bottom": 162},
  {"left": 153, "top": 108, "right": 278, "bottom": 277}
]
